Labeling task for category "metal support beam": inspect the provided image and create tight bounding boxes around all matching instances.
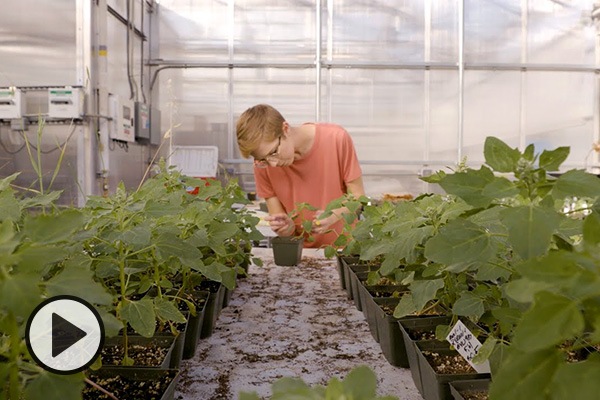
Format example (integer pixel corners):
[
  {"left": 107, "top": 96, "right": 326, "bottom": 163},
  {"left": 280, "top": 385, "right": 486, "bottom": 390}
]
[
  {"left": 457, "top": 0, "right": 464, "bottom": 163},
  {"left": 316, "top": 0, "right": 322, "bottom": 121}
]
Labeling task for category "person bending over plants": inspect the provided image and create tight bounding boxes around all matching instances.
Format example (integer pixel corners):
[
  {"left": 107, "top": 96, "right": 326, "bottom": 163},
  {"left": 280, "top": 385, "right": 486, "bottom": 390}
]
[{"left": 236, "top": 104, "right": 365, "bottom": 247}]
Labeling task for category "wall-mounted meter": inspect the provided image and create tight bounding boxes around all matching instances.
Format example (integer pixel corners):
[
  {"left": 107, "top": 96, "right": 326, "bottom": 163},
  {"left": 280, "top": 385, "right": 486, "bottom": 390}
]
[
  {"left": 0, "top": 87, "right": 24, "bottom": 119},
  {"left": 48, "top": 87, "right": 84, "bottom": 119},
  {"left": 108, "top": 94, "right": 136, "bottom": 143}
]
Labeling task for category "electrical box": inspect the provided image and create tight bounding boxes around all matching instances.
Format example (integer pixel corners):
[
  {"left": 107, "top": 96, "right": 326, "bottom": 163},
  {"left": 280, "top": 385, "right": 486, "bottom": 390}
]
[
  {"left": 48, "top": 87, "right": 84, "bottom": 119},
  {"left": 134, "top": 102, "right": 150, "bottom": 140},
  {"left": 0, "top": 87, "right": 24, "bottom": 119},
  {"left": 108, "top": 94, "right": 136, "bottom": 143},
  {"left": 150, "top": 107, "right": 161, "bottom": 146}
]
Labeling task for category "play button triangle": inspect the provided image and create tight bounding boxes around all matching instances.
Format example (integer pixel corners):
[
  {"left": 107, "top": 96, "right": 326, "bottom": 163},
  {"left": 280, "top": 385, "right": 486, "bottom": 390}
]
[{"left": 52, "top": 313, "right": 87, "bottom": 358}]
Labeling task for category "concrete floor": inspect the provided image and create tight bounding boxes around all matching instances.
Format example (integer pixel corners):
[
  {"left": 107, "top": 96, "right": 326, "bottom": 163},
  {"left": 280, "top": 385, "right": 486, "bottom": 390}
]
[{"left": 175, "top": 248, "right": 423, "bottom": 400}]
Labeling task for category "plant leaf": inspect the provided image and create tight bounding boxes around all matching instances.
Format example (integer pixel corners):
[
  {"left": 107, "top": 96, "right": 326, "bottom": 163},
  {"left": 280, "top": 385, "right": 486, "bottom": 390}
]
[
  {"left": 154, "top": 297, "right": 187, "bottom": 324},
  {"left": 539, "top": 146, "right": 569, "bottom": 172},
  {"left": 500, "top": 205, "right": 560, "bottom": 260},
  {"left": 484, "top": 136, "right": 520, "bottom": 172},
  {"left": 120, "top": 299, "right": 156, "bottom": 337},
  {"left": 45, "top": 268, "right": 113, "bottom": 305},
  {"left": 512, "top": 291, "right": 584, "bottom": 351},
  {"left": 424, "top": 219, "right": 494, "bottom": 265},
  {"left": 452, "top": 292, "right": 485, "bottom": 319}
]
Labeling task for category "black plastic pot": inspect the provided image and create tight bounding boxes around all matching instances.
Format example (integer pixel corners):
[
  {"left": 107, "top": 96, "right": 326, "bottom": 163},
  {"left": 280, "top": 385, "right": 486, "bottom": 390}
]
[
  {"left": 183, "top": 290, "right": 209, "bottom": 359},
  {"left": 449, "top": 379, "right": 491, "bottom": 400},
  {"left": 336, "top": 254, "right": 346, "bottom": 290},
  {"left": 103, "top": 335, "right": 176, "bottom": 369},
  {"left": 340, "top": 257, "right": 360, "bottom": 300},
  {"left": 399, "top": 316, "right": 452, "bottom": 394},
  {"left": 374, "top": 297, "right": 447, "bottom": 368},
  {"left": 200, "top": 282, "right": 224, "bottom": 339},
  {"left": 348, "top": 264, "right": 380, "bottom": 311},
  {"left": 86, "top": 368, "right": 180, "bottom": 400},
  {"left": 272, "top": 236, "right": 304, "bottom": 266},
  {"left": 416, "top": 341, "right": 490, "bottom": 400}
]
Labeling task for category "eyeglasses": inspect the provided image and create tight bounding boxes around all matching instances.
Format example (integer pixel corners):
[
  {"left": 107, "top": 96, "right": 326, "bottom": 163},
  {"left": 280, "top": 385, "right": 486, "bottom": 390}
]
[{"left": 253, "top": 136, "right": 282, "bottom": 168}]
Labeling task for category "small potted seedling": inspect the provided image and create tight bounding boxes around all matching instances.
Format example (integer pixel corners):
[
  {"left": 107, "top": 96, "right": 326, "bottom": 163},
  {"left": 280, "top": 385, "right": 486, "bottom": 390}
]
[{"left": 272, "top": 202, "right": 318, "bottom": 266}]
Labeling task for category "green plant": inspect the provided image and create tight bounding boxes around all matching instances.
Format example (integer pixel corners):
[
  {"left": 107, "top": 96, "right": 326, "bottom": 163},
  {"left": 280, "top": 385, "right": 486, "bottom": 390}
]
[{"left": 238, "top": 366, "right": 398, "bottom": 400}]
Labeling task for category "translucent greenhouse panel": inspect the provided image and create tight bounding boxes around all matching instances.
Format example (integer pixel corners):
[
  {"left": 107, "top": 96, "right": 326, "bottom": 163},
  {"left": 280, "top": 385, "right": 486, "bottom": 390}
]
[
  {"left": 429, "top": 70, "right": 459, "bottom": 164},
  {"left": 463, "top": 71, "right": 521, "bottom": 162},
  {"left": 464, "top": 0, "right": 522, "bottom": 63},
  {"left": 234, "top": 0, "right": 316, "bottom": 62},
  {"left": 158, "top": 0, "right": 229, "bottom": 61},
  {"left": 157, "top": 69, "right": 230, "bottom": 158},
  {"left": 360, "top": 165, "right": 424, "bottom": 198},
  {"left": 327, "top": 0, "right": 425, "bottom": 62},
  {"left": 430, "top": 0, "right": 459, "bottom": 62},
  {"left": 108, "top": 18, "right": 144, "bottom": 100},
  {"left": 326, "top": 69, "right": 425, "bottom": 162},
  {"left": 233, "top": 68, "right": 316, "bottom": 148},
  {"left": 525, "top": 72, "right": 595, "bottom": 169},
  {"left": 527, "top": 0, "right": 596, "bottom": 65},
  {"left": 0, "top": 0, "right": 78, "bottom": 86}
]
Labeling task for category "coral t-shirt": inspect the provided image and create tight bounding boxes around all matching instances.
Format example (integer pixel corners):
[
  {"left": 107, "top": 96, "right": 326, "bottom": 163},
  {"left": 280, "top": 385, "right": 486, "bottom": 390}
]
[{"left": 255, "top": 123, "right": 362, "bottom": 248}]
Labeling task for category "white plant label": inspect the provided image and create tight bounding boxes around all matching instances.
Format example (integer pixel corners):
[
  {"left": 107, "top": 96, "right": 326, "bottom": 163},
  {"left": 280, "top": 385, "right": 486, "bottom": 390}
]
[{"left": 446, "top": 320, "right": 491, "bottom": 373}]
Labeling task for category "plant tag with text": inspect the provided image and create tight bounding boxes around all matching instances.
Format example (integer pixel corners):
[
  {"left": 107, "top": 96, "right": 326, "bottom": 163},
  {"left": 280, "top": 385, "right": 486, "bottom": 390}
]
[{"left": 446, "top": 320, "right": 491, "bottom": 373}]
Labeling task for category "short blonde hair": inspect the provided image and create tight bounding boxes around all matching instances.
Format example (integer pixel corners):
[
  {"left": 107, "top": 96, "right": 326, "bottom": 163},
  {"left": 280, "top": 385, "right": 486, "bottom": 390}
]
[{"left": 236, "top": 104, "right": 285, "bottom": 158}]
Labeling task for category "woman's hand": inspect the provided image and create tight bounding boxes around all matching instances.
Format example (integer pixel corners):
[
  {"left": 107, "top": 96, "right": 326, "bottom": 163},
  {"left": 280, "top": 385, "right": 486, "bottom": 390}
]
[
  {"left": 265, "top": 213, "right": 295, "bottom": 236},
  {"left": 311, "top": 210, "right": 339, "bottom": 235}
]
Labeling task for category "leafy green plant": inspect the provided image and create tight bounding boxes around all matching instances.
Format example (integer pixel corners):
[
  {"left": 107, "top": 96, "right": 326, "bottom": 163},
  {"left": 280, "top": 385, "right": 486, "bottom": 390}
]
[{"left": 239, "top": 366, "right": 397, "bottom": 400}]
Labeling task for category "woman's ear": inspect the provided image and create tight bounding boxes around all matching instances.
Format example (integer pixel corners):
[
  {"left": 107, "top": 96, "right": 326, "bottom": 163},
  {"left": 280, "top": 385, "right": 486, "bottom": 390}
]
[{"left": 282, "top": 121, "right": 290, "bottom": 136}]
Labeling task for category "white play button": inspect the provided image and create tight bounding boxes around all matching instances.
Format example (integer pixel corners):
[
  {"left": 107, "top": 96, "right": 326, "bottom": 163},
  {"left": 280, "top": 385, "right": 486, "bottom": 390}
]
[{"left": 26, "top": 295, "right": 105, "bottom": 374}]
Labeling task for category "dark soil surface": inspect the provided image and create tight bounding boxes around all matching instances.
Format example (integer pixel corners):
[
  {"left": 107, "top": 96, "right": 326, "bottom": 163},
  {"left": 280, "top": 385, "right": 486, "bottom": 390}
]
[
  {"left": 101, "top": 342, "right": 169, "bottom": 367},
  {"left": 423, "top": 351, "right": 476, "bottom": 374},
  {"left": 461, "top": 391, "right": 489, "bottom": 400},
  {"left": 83, "top": 370, "right": 177, "bottom": 399}
]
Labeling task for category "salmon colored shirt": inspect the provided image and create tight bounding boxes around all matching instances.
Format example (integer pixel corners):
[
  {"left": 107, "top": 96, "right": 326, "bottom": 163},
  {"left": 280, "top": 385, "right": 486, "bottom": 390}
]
[{"left": 255, "top": 123, "right": 362, "bottom": 248}]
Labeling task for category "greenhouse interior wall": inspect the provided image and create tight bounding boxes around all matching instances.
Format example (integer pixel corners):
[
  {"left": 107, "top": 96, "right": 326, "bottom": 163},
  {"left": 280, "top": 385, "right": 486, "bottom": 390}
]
[{"left": 0, "top": 0, "right": 599, "bottom": 203}]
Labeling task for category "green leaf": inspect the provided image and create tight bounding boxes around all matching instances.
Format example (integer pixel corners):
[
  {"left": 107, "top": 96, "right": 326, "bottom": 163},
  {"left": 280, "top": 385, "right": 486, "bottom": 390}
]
[
  {"left": 220, "top": 268, "right": 237, "bottom": 290},
  {"left": 154, "top": 298, "right": 187, "bottom": 324},
  {"left": 482, "top": 177, "right": 520, "bottom": 199},
  {"left": 550, "top": 354, "right": 600, "bottom": 400},
  {"left": 0, "top": 172, "right": 19, "bottom": 191},
  {"left": 360, "top": 240, "right": 393, "bottom": 261},
  {"left": 154, "top": 232, "right": 202, "bottom": 264},
  {"left": 420, "top": 170, "right": 446, "bottom": 183},
  {"left": 410, "top": 279, "right": 444, "bottom": 311},
  {"left": 539, "top": 146, "right": 569, "bottom": 172},
  {"left": 15, "top": 245, "right": 69, "bottom": 273},
  {"left": 120, "top": 299, "right": 156, "bottom": 337},
  {"left": 0, "top": 274, "right": 42, "bottom": 320},
  {"left": 208, "top": 221, "right": 240, "bottom": 243},
  {"left": 583, "top": 212, "right": 600, "bottom": 247},
  {"left": 424, "top": 219, "right": 494, "bottom": 265},
  {"left": 251, "top": 257, "right": 263, "bottom": 267},
  {"left": 393, "top": 294, "right": 417, "bottom": 319},
  {"left": 500, "top": 205, "right": 560, "bottom": 260},
  {"left": 492, "top": 307, "right": 522, "bottom": 336},
  {"left": 484, "top": 136, "right": 520, "bottom": 172},
  {"left": 553, "top": 170, "right": 600, "bottom": 200},
  {"left": 45, "top": 268, "right": 112, "bottom": 305},
  {"left": 439, "top": 168, "right": 495, "bottom": 208},
  {"left": 504, "top": 278, "right": 554, "bottom": 303},
  {"left": 19, "top": 191, "right": 62, "bottom": 209},
  {"left": 143, "top": 200, "right": 182, "bottom": 217},
  {"left": 472, "top": 336, "right": 497, "bottom": 364},
  {"left": 120, "top": 223, "right": 152, "bottom": 251},
  {"left": 98, "top": 310, "right": 122, "bottom": 337},
  {"left": 24, "top": 371, "right": 84, "bottom": 400},
  {"left": 452, "top": 292, "right": 485, "bottom": 319},
  {"left": 23, "top": 209, "right": 85, "bottom": 244},
  {"left": 488, "top": 349, "right": 561, "bottom": 400},
  {"left": 324, "top": 246, "right": 336, "bottom": 258},
  {"left": 512, "top": 291, "right": 584, "bottom": 351},
  {"left": 341, "top": 366, "right": 378, "bottom": 399},
  {"left": 238, "top": 392, "right": 261, "bottom": 400},
  {"left": 518, "top": 251, "right": 580, "bottom": 284},
  {"left": 523, "top": 144, "right": 535, "bottom": 161},
  {"left": 0, "top": 190, "right": 21, "bottom": 222}
]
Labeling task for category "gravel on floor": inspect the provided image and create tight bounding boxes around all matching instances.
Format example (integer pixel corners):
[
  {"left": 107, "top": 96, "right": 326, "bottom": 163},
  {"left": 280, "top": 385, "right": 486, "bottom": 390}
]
[{"left": 175, "top": 248, "right": 423, "bottom": 400}]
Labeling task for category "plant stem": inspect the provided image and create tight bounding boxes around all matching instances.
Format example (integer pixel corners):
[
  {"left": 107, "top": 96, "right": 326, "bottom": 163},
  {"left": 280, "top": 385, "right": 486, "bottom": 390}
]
[
  {"left": 84, "top": 378, "right": 119, "bottom": 400},
  {"left": 8, "top": 313, "right": 21, "bottom": 400},
  {"left": 118, "top": 241, "right": 129, "bottom": 365}
]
